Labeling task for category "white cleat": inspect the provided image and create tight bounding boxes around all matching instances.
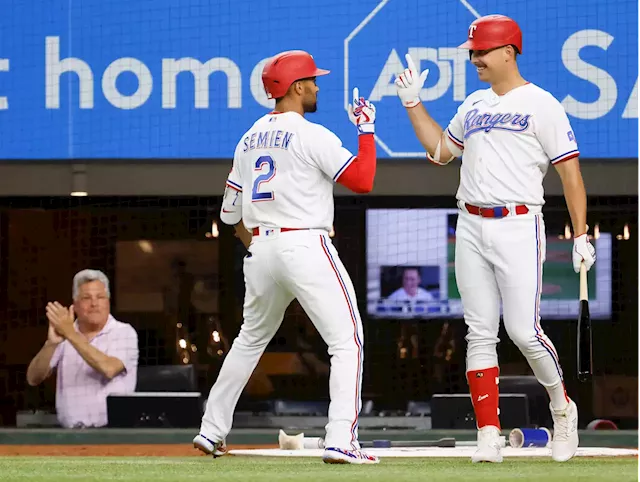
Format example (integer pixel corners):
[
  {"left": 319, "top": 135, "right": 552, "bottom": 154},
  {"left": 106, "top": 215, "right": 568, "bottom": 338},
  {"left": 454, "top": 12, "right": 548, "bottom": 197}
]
[
  {"left": 551, "top": 399, "right": 579, "bottom": 462},
  {"left": 322, "top": 447, "right": 380, "bottom": 464},
  {"left": 471, "top": 425, "right": 503, "bottom": 463},
  {"left": 193, "top": 433, "right": 228, "bottom": 458}
]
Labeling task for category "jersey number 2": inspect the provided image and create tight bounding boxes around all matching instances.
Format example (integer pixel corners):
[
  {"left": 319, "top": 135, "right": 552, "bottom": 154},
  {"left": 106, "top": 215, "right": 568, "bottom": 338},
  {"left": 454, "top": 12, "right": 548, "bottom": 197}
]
[{"left": 252, "top": 156, "right": 276, "bottom": 202}]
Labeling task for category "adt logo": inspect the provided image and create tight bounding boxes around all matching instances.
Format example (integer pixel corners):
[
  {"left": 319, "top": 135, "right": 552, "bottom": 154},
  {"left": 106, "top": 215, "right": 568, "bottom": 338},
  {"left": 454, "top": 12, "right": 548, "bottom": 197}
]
[
  {"left": 345, "top": 0, "right": 482, "bottom": 157},
  {"left": 345, "top": 0, "right": 638, "bottom": 159}
]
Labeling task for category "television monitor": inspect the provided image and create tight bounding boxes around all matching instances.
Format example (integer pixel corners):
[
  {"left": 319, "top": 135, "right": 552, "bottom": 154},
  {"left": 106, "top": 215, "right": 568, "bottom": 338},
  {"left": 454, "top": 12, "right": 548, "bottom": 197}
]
[{"left": 366, "top": 208, "right": 612, "bottom": 320}]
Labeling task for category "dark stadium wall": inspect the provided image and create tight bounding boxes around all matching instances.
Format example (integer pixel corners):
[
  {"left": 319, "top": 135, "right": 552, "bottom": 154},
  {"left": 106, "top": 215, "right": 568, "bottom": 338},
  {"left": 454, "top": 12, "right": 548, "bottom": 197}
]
[{"left": 0, "top": 160, "right": 636, "bottom": 196}]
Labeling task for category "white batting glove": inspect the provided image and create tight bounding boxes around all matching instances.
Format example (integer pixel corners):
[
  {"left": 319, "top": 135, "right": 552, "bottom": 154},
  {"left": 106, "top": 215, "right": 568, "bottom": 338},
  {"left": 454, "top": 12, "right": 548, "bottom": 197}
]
[
  {"left": 348, "top": 87, "right": 376, "bottom": 135},
  {"left": 395, "top": 53, "right": 430, "bottom": 108},
  {"left": 573, "top": 231, "right": 596, "bottom": 273}
]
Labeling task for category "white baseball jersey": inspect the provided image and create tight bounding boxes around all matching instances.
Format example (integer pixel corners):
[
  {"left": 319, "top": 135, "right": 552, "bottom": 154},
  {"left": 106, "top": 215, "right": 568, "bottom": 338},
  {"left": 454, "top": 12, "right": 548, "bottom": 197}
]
[
  {"left": 204, "top": 115, "right": 367, "bottom": 452},
  {"left": 445, "top": 83, "right": 579, "bottom": 207},
  {"left": 222, "top": 111, "right": 355, "bottom": 230}
]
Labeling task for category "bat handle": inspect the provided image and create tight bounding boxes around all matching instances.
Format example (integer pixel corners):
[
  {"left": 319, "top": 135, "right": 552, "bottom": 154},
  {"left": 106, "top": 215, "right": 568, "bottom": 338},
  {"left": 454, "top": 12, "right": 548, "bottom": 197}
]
[{"left": 579, "top": 261, "right": 588, "bottom": 301}]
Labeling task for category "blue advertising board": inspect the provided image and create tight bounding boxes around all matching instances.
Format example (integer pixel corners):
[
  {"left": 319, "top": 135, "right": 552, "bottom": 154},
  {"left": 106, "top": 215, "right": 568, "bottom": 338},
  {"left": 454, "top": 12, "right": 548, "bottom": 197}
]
[{"left": 0, "top": 0, "right": 636, "bottom": 159}]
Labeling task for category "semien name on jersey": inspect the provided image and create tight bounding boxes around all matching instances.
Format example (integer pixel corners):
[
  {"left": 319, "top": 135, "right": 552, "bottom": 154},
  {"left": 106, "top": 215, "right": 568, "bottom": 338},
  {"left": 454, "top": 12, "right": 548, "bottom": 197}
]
[{"left": 243, "top": 129, "right": 295, "bottom": 152}]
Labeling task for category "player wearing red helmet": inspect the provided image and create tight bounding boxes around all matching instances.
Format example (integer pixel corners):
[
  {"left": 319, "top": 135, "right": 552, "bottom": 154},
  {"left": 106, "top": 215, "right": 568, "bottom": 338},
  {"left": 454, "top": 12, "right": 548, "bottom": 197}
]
[
  {"left": 395, "top": 15, "right": 594, "bottom": 463},
  {"left": 458, "top": 15, "right": 524, "bottom": 89},
  {"left": 193, "top": 50, "right": 380, "bottom": 465}
]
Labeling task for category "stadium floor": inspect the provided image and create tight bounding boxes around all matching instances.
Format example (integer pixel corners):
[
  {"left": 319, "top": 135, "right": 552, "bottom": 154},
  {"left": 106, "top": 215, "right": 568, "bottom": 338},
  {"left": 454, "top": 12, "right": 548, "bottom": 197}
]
[
  {"left": 0, "top": 428, "right": 636, "bottom": 453},
  {"left": 0, "top": 429, "right": 636, "bottom": 481}
]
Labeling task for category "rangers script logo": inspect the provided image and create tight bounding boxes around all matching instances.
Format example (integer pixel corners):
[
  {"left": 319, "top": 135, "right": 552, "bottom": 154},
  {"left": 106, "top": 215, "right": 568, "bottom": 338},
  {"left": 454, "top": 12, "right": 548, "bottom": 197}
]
[{"left": 464, "top": 109, "right": 532, "bottom": 139}]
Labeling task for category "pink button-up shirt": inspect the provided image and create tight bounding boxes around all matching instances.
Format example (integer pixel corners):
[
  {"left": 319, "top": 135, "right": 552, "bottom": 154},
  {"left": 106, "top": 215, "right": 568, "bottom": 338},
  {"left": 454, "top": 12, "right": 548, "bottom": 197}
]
[{"left": 49, "top": 315, "right": 139, "bottom": 428}]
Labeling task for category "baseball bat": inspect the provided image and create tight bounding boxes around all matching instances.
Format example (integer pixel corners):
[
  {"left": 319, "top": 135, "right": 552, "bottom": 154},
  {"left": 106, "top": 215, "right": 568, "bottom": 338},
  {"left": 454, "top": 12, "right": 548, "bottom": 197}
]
[
  {"left": 360, "top": 437, "right": 456, "bottom": 448},
  {"left": 577, "top": 262, "right": 592, "bottom": 382}
]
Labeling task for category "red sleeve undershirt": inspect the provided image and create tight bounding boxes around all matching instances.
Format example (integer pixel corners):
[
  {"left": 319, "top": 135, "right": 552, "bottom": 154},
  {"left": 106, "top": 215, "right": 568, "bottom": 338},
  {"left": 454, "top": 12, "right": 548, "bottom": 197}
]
[{"left": 336, "top": 134, "right": 376, "bottom": 193}]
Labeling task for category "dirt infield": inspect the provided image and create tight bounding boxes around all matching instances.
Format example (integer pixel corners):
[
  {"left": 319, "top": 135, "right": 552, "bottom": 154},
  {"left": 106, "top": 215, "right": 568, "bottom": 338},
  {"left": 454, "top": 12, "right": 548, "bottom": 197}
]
[
  {"left": 0, "top": 444, "right": 276, "bottom": 456},
  {"left": 1, "top": 444, "right": 636, "bottom": 459}
]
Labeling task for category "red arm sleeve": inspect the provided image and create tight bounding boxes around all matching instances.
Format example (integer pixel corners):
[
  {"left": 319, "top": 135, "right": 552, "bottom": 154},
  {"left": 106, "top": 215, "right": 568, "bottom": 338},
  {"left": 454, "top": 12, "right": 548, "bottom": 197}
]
[{"left": 336, "top": 134, "right": 376, "bottom": 194}]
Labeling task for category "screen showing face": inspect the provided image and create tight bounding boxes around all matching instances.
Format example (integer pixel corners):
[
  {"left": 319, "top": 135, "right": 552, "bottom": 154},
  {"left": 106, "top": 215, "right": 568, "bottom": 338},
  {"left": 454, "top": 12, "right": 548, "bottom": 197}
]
[{"left": 366, "top": 208, "right": 612, "bottom": 320}]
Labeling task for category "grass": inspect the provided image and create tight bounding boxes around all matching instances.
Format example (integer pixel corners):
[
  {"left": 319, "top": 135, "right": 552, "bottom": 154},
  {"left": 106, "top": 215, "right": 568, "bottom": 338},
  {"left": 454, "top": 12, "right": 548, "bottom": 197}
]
[{"left": 0, "top": 456, "right": 637, "bottom": 482}]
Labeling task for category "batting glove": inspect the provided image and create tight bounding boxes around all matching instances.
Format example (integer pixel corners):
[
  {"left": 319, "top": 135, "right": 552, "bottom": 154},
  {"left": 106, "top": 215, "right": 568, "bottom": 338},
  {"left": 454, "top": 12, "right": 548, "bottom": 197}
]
[
  {"left": 573, "top": 230, "right": 596, "bottom": 273},
  {"left": 348, "top": 87, "right": 376, "bottom": 135},
  {"left": 395, "top": 53, "right": 429, "bottom": 108}
]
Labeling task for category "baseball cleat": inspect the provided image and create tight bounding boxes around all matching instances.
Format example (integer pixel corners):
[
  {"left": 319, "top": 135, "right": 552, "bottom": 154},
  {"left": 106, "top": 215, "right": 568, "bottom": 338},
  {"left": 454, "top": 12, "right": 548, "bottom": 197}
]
[
  {"left": 193, "top": 433, "right": 228, "bottom": 458},
  {"left": 471, "top": 425, "right": 503, "bottom": 463},
  {"left": 322, "top": 447, "right": 380, "bottom": 464},
  {"left": 550, "top": 399, "right": 579, "bottom": 462}
]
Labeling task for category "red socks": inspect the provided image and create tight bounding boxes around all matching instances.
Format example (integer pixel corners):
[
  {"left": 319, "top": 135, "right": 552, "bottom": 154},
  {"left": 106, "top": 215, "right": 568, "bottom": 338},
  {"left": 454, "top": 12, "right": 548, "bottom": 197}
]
[{"left": 467, "top": 367, "right": 500, "bottom": 430}]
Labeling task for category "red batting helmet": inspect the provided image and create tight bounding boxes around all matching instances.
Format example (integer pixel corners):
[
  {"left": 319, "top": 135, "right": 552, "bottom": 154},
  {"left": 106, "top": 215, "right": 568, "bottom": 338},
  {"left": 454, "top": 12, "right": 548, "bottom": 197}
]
[
  {"left": 262, "top": 50, "right": 330, "bottom": 100},
  {"left": 458, "top": 15, "right": 523, "bottom": 54}
]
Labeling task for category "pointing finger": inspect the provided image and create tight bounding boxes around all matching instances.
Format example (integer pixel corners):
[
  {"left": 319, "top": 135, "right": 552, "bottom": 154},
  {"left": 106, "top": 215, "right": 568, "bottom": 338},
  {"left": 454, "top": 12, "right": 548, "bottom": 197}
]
[{"left": 405, "top": 53, "right": 417, "bottom": 73}]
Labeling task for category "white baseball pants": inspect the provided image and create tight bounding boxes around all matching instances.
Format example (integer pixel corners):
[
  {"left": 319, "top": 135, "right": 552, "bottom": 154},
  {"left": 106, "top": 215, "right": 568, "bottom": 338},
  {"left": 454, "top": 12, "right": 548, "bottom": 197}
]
[
  {"left": 455, "top": 210, "right": 565, "bottom": 389},
  {"left": 200, "top": 228, "right": 364, "bottom": 449}
]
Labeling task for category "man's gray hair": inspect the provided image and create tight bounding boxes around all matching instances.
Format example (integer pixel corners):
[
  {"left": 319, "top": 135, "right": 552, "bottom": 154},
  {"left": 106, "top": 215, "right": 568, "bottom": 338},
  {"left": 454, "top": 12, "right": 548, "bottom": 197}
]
[{"left": 72, "top": 269, "right": 111, "bottom": 300}]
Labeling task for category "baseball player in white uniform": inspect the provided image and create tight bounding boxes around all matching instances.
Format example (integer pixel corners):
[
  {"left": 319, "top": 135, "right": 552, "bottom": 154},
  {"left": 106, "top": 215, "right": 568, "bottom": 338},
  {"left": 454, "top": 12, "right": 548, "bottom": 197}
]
[
  {"left": 193, "top": 50, "right": 380, "bottom": 464},
  {"left": 394, "top": 15, "right": 596, "bottom": 463}
]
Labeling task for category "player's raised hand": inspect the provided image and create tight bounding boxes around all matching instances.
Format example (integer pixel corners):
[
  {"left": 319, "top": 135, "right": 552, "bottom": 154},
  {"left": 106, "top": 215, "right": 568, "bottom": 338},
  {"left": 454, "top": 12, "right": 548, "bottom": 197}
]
[
  {"left": 395, "top": 54, "right": 429, "bottom": 108},
  {"left": 348, "top": 87, "right": 376, "bottom": 135},
  {"left": 573, "top": 228, "right": 596, "bottom": 273}
]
